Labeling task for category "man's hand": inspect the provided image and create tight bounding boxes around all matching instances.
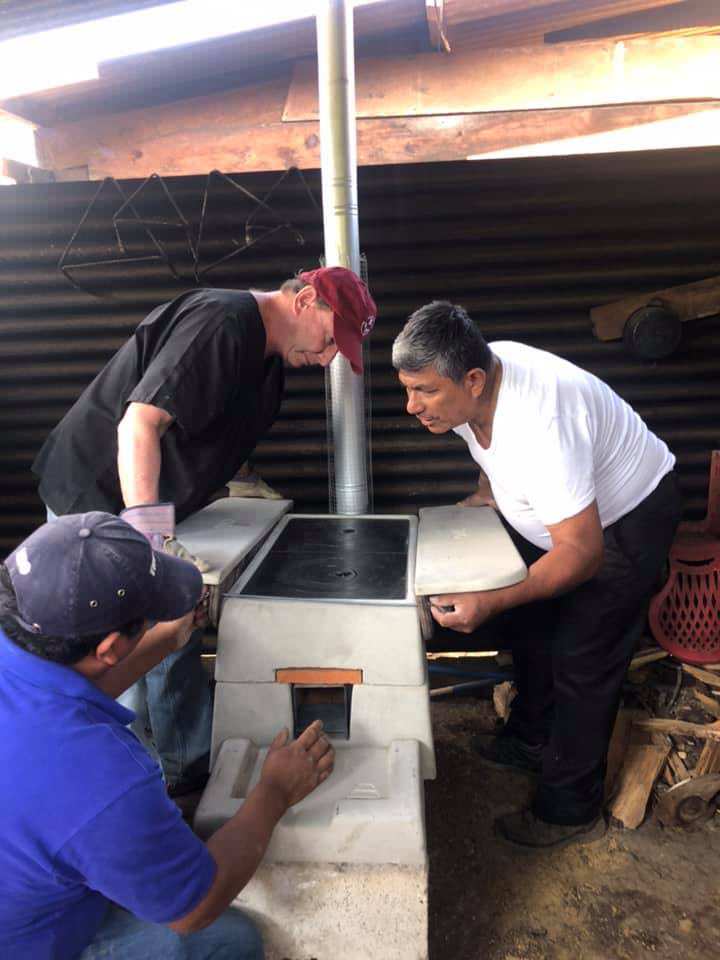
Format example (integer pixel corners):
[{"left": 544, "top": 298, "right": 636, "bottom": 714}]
[
  {"left": 226, "top": 472, "right": 284, "bottom": 501},
  {"left": 456, "top": 490, "right": 497, "bottom": 509},
  {"left": 163, "top": 537, "right": 211, "bottom": 574},
  {"left": 457, "top": 470, "right": 496, "bottom": 509},
  {"left": 259, "top": 720, "right": 334, "bottom": 808},
  {"left": 170, "top": 721, "right": 333, "bottom": 936},
  {"left": 431, "top": 502, "right": 606, "bottom": 636},
  {"left": 163, "top": 610, "right": 197, "bottom": 652},
  {"left": 429, "top": 591, "right": 500, "bottom": 634}
]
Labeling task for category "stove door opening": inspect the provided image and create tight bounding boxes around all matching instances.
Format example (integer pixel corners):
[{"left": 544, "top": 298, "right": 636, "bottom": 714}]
[{"left": 291, "top": 684, "right": 352, "bottom": 740}]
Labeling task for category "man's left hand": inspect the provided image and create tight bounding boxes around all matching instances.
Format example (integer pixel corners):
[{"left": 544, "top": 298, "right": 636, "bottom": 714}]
[{"left": 429, "top": 590, "right": 500, "bottom": 633}]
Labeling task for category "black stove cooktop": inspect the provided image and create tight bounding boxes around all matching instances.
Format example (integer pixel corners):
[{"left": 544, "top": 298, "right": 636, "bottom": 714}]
[{"left": 231, "top": 517, "right": 410, "bottom": 601}]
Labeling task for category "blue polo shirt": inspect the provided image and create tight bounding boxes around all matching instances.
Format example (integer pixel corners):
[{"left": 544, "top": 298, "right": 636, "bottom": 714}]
[{"left": 0, "top": 628, "right": 216, "bottom": 959}]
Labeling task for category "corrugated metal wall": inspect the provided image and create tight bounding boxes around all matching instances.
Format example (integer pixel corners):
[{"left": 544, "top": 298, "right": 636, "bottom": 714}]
[{"left": 2, "top": 148, "right": 719, "bottom": 555}]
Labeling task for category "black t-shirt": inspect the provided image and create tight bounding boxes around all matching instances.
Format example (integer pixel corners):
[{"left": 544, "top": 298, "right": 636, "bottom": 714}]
[{"left": 33, "top": 289, "right": 284, "bottom": 521}]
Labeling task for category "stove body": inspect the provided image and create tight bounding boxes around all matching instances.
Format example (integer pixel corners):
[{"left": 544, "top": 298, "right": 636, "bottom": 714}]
[
  {"left": 195, "top": 514, "right": 432, "bottom": 960},
  {"left": 185, "top": 503, "right": 526, "bottom": 960}
]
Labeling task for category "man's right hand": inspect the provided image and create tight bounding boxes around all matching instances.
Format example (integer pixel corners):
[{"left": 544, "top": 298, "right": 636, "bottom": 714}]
[{"left": 259, "top": 720, "right": 334, "bottom": 808}]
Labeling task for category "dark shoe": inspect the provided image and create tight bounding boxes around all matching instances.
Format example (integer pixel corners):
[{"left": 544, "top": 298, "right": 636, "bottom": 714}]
[
  {"left": 167, "top": 773, "right": 209, "bottom": 799},
  {"left": 472, "top": 733, "right": 543, "bottom": 777},
  {"left": 495, "top": 808, "right": 607, "bottom": 849}
]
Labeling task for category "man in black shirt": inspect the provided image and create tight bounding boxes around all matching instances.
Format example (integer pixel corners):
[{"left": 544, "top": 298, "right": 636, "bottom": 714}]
[{"left": 33, "top": 267, "right": 376, "bottom": 793}]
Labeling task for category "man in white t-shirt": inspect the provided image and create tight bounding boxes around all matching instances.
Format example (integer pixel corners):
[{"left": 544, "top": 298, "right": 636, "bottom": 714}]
[{"left": 392, "top": 301, "right": 681, "bottom": 849}]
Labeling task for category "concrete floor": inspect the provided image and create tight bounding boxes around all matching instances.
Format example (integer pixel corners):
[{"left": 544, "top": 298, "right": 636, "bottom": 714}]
[{"left": 427, "top": 699, "right": 720, "bottom": 960}]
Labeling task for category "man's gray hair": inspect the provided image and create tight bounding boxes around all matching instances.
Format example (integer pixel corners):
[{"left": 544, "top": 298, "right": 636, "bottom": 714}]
[
  {"left": 282, "top": 275, "right": 330, "bottom": 310},
  {"left": 392, "top": 301, "right": 492, "bottom": 383}
]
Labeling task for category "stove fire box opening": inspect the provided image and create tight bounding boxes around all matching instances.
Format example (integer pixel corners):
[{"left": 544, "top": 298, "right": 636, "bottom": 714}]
[{"left": 291, "top": 684, "right": 353, "bottom": 740}]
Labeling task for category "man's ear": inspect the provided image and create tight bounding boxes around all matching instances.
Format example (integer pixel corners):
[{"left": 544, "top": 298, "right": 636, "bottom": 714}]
[
  {"left": 465, "top": 367, "right": 487, "bottom": 398},
  {"left": 294, "top": 285, "right": 317, "bottom": 314},
  {"left": 93, "top": 631, "right": 134, "bottom": 667}
]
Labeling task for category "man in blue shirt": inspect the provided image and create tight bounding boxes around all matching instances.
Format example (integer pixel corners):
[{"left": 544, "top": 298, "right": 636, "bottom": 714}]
[{"left": 0, "top": 512, "right": 334, "bottom": 959}]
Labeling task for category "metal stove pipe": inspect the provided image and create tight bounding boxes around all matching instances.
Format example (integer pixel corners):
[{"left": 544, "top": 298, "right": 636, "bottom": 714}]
[{"left": 317, "top": 0, "right": 369, "bottom": 516}]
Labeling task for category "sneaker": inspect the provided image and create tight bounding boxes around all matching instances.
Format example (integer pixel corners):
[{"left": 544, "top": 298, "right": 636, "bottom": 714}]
[
  {"left": 472, "top": 733, "right": 543, "bottom": 776},
  {"left": 495, "top": 808, "right": 607, "bottom": 850}
]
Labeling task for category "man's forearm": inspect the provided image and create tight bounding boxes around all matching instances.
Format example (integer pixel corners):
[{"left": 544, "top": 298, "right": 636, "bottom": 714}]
[
  {"left": 117, "top": 416, "right": 162, "bottom": 507},
  {"left": 170, "top": 782, "right": 288, "bottom": 934}
]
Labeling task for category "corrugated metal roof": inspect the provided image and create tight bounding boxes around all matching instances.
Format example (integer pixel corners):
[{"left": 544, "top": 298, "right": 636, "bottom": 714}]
[
  {"left": 1, "top": 147, "right": 719, "bottom": 554},
  {"left": 0, "top": 1, "right": 177, "bottom": 42}
]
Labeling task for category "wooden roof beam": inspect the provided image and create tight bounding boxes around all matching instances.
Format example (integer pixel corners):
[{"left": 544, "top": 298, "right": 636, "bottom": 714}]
[
  {"left": 546, "top": 0, "right": 720, "bottom": 44},
  {"left": 283, "top": 35, "right": 720, "bottom": 120}
]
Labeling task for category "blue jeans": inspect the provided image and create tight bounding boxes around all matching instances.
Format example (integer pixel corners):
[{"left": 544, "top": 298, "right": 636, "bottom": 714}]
[
  {"left": 118, "top": 632, "right": 213, "bottom": 789},
  {"left": 78, "top": 904, "right": 263, "bottom": 959},
  {"left": 47, "top": 506, "right": 212, "bottom": 789}
]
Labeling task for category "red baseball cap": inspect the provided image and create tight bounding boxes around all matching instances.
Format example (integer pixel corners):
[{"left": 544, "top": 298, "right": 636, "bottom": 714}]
[{"left": 299, "top": 267, "right": 377, "bottom": 374}]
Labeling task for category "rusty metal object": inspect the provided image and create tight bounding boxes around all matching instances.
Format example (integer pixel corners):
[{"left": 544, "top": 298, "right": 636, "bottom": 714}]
[{"left": 654, "top": 774, "right": 720, "bottom": 828}]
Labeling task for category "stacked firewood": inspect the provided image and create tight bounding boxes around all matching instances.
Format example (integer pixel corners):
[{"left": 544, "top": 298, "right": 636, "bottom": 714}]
[{"left": 606, "top": 652, "right": 720, "bottom": 829}]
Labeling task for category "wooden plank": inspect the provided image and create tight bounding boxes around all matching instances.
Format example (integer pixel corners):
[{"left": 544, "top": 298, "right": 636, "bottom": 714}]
[
  {"left": 605, "top": 708, "right": 649, "bottom": 800},
  {"left": 694, "top": 690, "right": 720, "bottom": 719},
  {"left": 0, "top": 158, "right": 54, "bottom": 184},
  {"left": 283, "top": 36, "right": 720, "bottom": 121},
  {"left": 666, "top": 746, "right": 690, "bottom": 782},
  {"left": 694, "top": 740, "right": 720, "bottom": 776},
  {"left": 591, "top": 275, "right": 720, "bottom": 341},
  {"left": 609, "top": 741, "right": 670, "bottom": 828},
  {"left": 446, "top": 0, "right": 678, "bottom": 21},
  {"left": 635, "top": 718, "right": 720, "bottom": 740},
  {"left": 683, "top": 663, "right": 720, "bottom": 687},
  {"left": 629, "top": 649, "right": 668, "bottom": 670},
  {"left": 546, "top": 0, "right": 720, "bottom": 45},
  {"left": 445, "top": 0, "right": 683, "bottom": 50},
  {"left": 35, "top": 94, "right": 719, "bottom": 180}
]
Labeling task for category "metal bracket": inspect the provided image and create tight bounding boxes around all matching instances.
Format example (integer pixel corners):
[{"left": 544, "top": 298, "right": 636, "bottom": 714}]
[{"left": 58, "top": 174, "right": 193, "bottom": 297}]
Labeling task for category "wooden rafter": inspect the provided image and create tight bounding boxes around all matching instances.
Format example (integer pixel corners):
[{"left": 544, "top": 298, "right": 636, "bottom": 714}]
[
  {"left": 283, "top": 36, "right": 720, "bottom": 121},
  {"left": 445, "top": 0, "right": 688, "bottom": 50},
  {"left": 547, "top": 0, "right": 720, "bottom": 43}
]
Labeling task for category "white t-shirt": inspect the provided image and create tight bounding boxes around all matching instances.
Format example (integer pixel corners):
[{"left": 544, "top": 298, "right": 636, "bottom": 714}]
[{"left": 454, "top": 342, "right": 675, "bottom": 551}]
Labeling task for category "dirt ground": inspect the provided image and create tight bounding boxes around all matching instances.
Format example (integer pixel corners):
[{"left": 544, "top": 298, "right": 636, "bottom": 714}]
[{"left": 427, "top": 699, "right": 720, "bottom": 960}]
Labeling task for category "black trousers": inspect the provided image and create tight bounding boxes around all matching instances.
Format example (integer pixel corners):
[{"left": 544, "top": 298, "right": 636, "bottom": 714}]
[{"left": 496, "top": 472, "right": 682, "bottom": 825}]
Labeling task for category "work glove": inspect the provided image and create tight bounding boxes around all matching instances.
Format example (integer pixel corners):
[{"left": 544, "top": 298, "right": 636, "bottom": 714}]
[
  {"left": 120, "top": 503, "right": 211, "bottom": 574},
  {"left": 226, "top": 468, "right": 284, "bottom": 501},
  {"left": 162, "top": 536, "right": 211, "bottom": 574}
]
